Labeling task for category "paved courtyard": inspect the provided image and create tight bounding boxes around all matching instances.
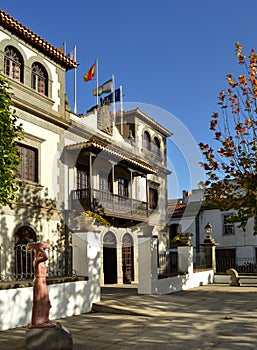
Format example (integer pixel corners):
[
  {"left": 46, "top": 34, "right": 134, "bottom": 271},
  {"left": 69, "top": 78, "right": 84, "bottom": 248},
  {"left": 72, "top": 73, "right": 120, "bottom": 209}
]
[{"left": 1, "top": 284, "right": 257, "bottom": 349}]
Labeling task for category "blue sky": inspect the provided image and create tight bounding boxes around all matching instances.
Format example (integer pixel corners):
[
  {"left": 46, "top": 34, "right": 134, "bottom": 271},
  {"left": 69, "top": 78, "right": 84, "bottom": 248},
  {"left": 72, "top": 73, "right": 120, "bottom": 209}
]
[{"left": 1, "top": 0, "right": 257, "bottom": 198}]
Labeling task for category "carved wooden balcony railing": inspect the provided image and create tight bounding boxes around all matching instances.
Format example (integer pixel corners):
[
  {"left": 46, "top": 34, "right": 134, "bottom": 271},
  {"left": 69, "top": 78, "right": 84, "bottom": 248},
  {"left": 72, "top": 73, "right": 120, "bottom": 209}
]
[{"left": 71, "top": 188, "right": 148, "bottom": 222}]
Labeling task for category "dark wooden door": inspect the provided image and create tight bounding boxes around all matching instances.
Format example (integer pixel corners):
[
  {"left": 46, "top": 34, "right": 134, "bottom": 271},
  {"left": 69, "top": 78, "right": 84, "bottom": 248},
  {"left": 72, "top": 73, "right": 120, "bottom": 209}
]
[{"left": 103, "top": 232, "right": 117, "bottom": 284}]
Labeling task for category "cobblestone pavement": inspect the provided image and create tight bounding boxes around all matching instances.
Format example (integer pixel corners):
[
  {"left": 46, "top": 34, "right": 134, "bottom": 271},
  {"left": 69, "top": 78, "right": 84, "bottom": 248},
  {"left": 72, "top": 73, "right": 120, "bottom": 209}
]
[{"left": 1, "top": 284, "right": 257, "bottom": 349}]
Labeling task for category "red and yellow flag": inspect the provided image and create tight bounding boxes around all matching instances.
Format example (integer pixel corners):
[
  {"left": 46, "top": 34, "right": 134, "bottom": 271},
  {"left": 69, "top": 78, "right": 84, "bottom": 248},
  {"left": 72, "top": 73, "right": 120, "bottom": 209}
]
[{"left": 83, "top": 62, "right": 96, "bottom": 82}]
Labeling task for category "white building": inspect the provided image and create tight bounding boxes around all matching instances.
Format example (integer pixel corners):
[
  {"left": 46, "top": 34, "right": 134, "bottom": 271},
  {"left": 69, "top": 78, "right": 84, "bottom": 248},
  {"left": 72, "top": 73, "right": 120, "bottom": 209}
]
[
  {"left": 0, "top": 9, "right": 172, "bottom": 288},
  {"left": 168, "top": 189, "right": 257, "bottom": 271},
  {"left": 64, "top": 106, "right": 172, "bottom": 285},
  {"left": 0, "top": 10, "right": 215, "bottom": 329}
]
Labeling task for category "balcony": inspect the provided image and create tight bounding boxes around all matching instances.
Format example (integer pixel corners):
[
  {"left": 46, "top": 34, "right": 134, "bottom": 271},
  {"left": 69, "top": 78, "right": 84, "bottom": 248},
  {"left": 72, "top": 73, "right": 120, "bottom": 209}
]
[{"left": 71, "top": 188, "right": 148, "bottom": 222}]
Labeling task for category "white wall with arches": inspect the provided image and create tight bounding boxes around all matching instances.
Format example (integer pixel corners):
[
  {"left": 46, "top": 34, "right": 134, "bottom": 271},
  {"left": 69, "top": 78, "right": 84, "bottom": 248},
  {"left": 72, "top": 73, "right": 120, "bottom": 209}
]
[{"left": 100, "top": 228, "right": 138, "bottom": 285}]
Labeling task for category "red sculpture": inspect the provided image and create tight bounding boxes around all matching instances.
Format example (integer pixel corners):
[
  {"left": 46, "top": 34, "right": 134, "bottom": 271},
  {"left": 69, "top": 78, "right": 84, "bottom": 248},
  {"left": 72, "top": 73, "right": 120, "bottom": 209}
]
[{"left": 28, "top": 242, "right": 56, "bottom": 328}]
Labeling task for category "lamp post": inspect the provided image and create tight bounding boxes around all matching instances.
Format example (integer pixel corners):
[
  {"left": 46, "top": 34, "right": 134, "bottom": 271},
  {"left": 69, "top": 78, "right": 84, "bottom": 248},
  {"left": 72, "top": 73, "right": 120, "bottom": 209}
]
[
  {"left": 201, "top": 221, "right": 218, "bottom": 271},
  {"left": 205, "top": 222, "right": 213, "bottom": 238}
]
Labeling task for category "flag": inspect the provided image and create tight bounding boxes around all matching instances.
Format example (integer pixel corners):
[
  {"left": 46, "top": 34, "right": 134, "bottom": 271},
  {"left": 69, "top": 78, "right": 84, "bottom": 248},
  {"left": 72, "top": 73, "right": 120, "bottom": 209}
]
[
  {"left": 69, "top": 46, "right": 76, "bottom": 61},
  {"left": 101, "top": 88, "right": 121, "bottom": 104},
  {"left": 93, "top": 79, "right": 113, "bottom": 96},
  {"left": 83, "top": 62, "right": 96, "bottom": 82},
  {"left": 59, "top": 42, "right": 66, "bottom": 54}
]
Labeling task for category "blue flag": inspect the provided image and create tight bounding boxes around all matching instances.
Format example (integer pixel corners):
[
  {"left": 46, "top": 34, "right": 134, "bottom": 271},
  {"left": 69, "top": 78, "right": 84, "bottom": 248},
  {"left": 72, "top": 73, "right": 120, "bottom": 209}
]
[{"left": 102, "top": 88, "right": 121, "bottom": 104}]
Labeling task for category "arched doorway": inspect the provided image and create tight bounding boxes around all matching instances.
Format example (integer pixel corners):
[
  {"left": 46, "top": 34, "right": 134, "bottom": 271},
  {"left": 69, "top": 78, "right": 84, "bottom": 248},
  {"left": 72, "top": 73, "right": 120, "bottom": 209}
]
[
  {"left": 103, "top": 231, "right": 117, "bottom": 284},
  {"left": 14, "top": 226, "right": 36, "bottom": 279},
  {"left": 122, "top": 233, "right": 134, "bottom": 284}
]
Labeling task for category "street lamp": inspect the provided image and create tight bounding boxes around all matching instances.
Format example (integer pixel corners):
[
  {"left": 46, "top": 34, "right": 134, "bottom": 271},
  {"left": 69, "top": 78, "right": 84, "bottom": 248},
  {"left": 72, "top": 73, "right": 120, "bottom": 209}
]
[{"left": 205, "top": 222, "right": 213, "bottom": 237}]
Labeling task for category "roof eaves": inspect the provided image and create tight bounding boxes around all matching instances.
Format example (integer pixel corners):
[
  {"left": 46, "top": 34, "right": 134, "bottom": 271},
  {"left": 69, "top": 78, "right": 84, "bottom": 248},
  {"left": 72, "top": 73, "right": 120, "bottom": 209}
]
[{"left": 0, "top": 10, "right": 79, "bottom": 71}]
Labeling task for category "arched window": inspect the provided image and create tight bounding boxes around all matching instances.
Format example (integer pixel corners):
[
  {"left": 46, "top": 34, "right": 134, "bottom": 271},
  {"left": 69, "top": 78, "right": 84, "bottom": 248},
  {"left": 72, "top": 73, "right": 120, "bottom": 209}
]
[
  {"left": 122, "top": 233, "right": 134, "bottom": 283},
  {"left": 103, "top": 231, "right": 117, "bottom": 247},
  {"left": 4, "top": 46, "right": 24, "bottom": 82},
  {"left": 31, "top": 62, "right": 48, "bottom": 96},
  {"left": 143, "top": 130, "right": 151, "bottom": 151},
  {"left": 153, "top": 136, "right": 161, "bottom": 156}
]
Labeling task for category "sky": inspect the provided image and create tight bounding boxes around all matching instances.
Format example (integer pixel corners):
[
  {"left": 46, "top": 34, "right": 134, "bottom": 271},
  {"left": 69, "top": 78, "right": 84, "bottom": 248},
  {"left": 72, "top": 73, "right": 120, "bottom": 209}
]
[{"left": 1, "top": 0, "right": 257, "bottom": 199}]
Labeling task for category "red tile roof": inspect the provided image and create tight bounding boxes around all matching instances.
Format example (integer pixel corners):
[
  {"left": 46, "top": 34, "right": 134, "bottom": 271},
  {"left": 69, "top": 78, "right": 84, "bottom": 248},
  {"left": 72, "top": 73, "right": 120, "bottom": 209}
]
[
  {"left": 0, "top": 9, "right": 79, "bottom": 71},
  {"left": 66, "top": 138, "right": 157, "bottom": 174}
]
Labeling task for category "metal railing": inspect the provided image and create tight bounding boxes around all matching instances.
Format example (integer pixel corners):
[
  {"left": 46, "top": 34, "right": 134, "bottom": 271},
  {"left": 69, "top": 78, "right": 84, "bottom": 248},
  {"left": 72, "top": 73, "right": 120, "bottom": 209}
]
[
  {"left": 158, "top": 252, "right": 178, "bottom": 277},
  {"left": 72, "top": 187, "right": 148, "bottom": 220},
  {"left": 193, "top": 253, "right": 206, "bottom": 270},
  {"left": 216, "top": 257, "right": 257, "bottom": 274},
  {"left": 0, "top": 243, "right": 73, "bottom": 282}
]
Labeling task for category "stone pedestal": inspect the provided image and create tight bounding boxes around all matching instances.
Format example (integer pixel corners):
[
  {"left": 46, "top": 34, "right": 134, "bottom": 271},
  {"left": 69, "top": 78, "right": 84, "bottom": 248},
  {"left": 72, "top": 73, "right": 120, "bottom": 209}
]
[
  {"left": 201, "top": 236, "right": 219, "bottom": 272},
  {"left": 26, "top": 323, "right": 72, "bottom": 350}
]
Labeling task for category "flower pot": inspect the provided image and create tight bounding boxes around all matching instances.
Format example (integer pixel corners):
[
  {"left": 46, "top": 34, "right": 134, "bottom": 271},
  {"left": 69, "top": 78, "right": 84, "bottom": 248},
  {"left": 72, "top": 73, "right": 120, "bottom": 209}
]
[{"left": 77, "top": 217, "right": 95, "bottom": 231}]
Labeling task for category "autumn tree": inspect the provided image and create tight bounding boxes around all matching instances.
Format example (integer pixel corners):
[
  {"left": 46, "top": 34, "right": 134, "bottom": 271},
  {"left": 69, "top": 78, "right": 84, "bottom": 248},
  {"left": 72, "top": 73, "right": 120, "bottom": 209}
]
[
  {"left": 199, "top": 42, "right": 257, "bottom": 233},
  {"left": 0, "top": 75, "right": 23, "bottom": 206}
]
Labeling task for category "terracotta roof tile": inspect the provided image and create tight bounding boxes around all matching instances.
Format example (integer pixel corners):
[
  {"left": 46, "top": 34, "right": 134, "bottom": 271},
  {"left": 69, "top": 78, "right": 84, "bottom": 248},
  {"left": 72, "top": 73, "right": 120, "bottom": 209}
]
[
  {"left": 0, "top": 9, "right": 79, "bottom": 71},
  {"left": 66, "top": 138, "right": 156, "bottom": 174}
]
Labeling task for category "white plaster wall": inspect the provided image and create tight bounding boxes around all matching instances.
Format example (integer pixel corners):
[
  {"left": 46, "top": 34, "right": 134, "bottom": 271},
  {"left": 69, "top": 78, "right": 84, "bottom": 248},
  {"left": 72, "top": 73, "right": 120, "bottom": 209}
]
[
  {"left": 44, "top": 59, "right": 60, "bottom": 111},
  {"left": 0, "top": 280, "right": 99, "bottom": 331},
  {"left": 138, "top": 239, "right": 214, "bottom": 295},
  {"left": 153, "top": 270, "right": 214, "bottom": 294},
  {"left": 0, "top": 30, "right": 10, "bottom": 41},
  {"left": 19, "top": 118, "right": 60, "bottom": 199},
  {"left": 0, "top": 210, "right": 60, "bottom": 244},
  {"left": 136, "top": 177, "right": 147, "bottom": 202},
  {"left": 138, "top": 236, "right": 159, "bottom": 294}
]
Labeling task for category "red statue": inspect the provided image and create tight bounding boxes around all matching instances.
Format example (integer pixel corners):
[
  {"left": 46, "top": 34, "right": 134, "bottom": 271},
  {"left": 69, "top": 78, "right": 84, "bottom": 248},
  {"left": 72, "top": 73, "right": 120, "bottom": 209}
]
[{"left": 28, "top": 242, "right": 56, "bottom": 328}]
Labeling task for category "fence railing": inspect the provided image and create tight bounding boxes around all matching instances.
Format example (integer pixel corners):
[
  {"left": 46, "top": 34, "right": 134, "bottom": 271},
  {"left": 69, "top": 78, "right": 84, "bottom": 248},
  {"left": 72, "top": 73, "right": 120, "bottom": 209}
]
[
  {"left": 216, "top": 257, "right": 257, "bottom": 274},
  {"left": 158, "top": 252, "right": 178, "bottom": 277},
  {"left": 193, "top": 253, "right": 206, "bottom": 270},
  {"left": 0, "top": 243, "right": 73, "bottom": 282}
]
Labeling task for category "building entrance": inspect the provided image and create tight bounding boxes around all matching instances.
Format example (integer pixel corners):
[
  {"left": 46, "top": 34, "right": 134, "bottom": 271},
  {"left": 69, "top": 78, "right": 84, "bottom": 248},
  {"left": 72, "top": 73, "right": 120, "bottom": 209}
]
[{"left": 103, "top": 232, "right": 117, "bottom": 284}]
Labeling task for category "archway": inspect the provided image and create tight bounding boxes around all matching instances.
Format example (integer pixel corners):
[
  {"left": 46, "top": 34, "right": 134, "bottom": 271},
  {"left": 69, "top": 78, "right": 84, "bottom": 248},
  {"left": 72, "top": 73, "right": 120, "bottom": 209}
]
[
  {"left": 122, "top": 233, "right": 134, "bottom": 284},
  {"left": 14, "top": 226, "right": 36, "bottom": 279},
  {"left": 103, "top": 231, "right": 117, "bottom": 284}
]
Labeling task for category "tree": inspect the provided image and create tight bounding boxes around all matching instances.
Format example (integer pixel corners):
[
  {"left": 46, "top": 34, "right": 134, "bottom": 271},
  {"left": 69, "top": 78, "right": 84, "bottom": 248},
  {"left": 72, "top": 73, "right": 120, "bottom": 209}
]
[
  {"left": 0, "top": 75, "right": 23, "bottom": 206},
  {"left": 199, "top": 42, "right": 257, "bottom": 233}
]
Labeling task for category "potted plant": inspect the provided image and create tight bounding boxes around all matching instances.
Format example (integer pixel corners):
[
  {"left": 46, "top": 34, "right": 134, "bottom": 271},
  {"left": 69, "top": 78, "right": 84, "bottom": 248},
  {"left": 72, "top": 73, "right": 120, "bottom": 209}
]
[
  {"left": 172, "top": 232, "right": 193, "bottom": 246},
  {"left": 76, "top": 210, "right": 111, "bottom": 230}
]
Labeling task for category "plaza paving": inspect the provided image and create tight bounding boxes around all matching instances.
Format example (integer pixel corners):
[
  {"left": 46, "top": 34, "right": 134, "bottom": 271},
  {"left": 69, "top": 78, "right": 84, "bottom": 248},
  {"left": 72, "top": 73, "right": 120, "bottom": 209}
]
[{"left": 1, "top": 284, "right": 257, "bottom": 349}]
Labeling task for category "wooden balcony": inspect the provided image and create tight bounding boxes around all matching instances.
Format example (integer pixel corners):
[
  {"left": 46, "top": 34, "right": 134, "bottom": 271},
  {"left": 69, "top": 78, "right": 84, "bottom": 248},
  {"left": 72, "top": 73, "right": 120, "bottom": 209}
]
[{"left": 71, "top": 188, "right": 148, "bottom": 222}]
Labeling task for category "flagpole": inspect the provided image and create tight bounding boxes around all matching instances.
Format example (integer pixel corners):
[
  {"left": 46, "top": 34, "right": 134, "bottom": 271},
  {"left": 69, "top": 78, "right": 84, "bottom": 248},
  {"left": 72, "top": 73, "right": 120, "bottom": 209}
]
[
  {"left": 120, "top": 85, "right": 123, "bottom": 135},
  {"left": 73, "top": 45, "right": 77, "bottom": 114},
  {"left": 112, "top": 74, "right": 115, "bottom": 131},
  {"left": 96, "top": 59, "right": 99, "bottom": 106}
]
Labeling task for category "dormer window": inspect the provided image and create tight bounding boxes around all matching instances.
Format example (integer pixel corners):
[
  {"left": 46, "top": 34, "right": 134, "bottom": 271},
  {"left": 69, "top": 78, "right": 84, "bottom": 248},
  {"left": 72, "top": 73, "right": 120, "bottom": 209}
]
[
  {"left": 31, "top": 62, "right": 48, "bottom": 96},
  {"left": 4, "top": 46, "right": 24, "bottom": 82}
]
